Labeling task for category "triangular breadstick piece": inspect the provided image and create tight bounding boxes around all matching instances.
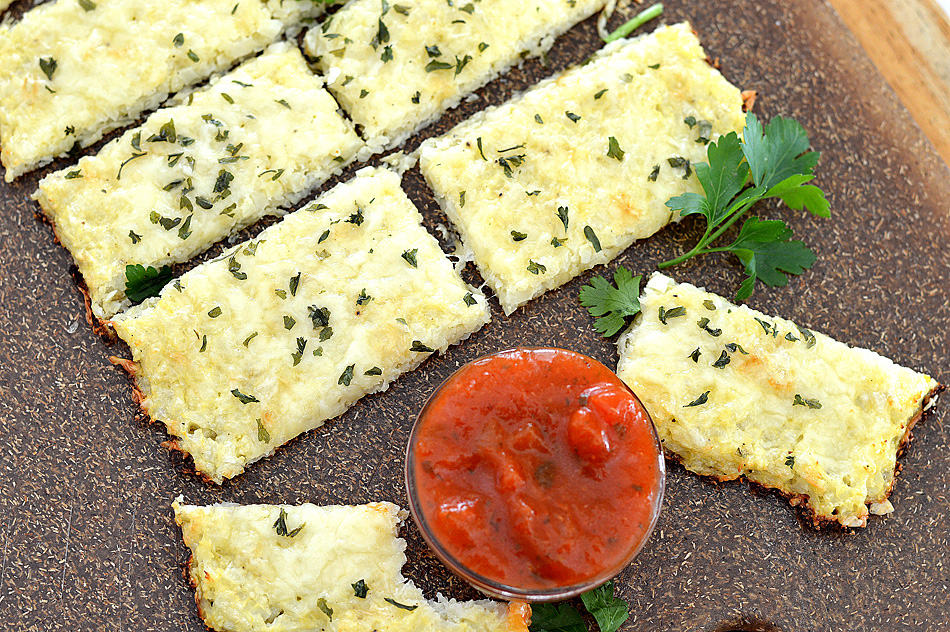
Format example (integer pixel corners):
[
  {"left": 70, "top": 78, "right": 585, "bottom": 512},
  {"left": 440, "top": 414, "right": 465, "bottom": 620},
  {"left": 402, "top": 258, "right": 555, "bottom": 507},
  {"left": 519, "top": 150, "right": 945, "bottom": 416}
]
[
  {"left": 173, "top": 499, "right": 530, "bottom": 631},
  {"left": 617, "top": 272, "right": 940, "bottom": 527}
]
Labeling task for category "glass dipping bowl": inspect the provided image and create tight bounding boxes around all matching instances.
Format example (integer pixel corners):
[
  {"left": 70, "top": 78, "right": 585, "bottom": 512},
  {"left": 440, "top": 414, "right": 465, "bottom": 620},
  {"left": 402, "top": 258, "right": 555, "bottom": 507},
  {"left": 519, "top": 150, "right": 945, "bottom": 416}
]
[{"left": 405, "top": 347, "right": 666, "bottom": 601}]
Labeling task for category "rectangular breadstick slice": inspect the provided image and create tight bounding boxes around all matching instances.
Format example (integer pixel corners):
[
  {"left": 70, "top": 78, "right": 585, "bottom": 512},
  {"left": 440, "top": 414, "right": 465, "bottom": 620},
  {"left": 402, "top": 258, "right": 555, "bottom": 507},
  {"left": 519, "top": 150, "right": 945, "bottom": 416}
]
[
  {"left": 616, "top": 272, "right": 941, "bottom": 528},
  {"left": 0, "top": 0, "right": 326, "bottom": 181},
  {"left": 173, "top": 499, "right": 529, "bottom": 632},
  {"left": 418, "top": 23, "right": 745, "bottom": 314},
  {"left": 303, "top": 0, "right": 607, "bottom": 151},
  {"left": 34, "top": 42, "right": 362, "bottom": 320},
  {"left": 111, "top": 168, "right": 490, "bottom": 483}
]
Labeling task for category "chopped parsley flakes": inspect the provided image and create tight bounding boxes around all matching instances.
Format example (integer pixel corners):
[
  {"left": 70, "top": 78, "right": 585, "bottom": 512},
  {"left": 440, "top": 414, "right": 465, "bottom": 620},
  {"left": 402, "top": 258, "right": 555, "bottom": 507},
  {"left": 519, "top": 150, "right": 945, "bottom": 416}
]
[
  {"left": 273, "top": 508, "right": 305, "bottom": 537},
  {"left": 231, "top": 388, "right": 259, "bottom": 404}
]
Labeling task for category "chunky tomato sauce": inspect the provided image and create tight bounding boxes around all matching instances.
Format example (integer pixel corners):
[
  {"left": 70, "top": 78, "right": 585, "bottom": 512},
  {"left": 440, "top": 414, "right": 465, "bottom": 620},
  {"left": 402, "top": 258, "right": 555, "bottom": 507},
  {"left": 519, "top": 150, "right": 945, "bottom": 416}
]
[{"left": 410, "top": 348, "right": 663, "bottom": 591}]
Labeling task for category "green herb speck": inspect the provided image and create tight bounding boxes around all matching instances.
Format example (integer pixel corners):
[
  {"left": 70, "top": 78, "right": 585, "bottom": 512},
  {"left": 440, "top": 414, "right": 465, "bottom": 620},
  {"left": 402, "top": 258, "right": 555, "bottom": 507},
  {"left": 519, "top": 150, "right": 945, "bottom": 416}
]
[
  {"left": 338, "top": 364, "right": 355, "bottom": 386},
  {"left": 606, "top": 136, "right": 624, "bottom": 161},
  {"left": 231, "top": 388, "right": 259, "bottom": 404},
  {"left": 684, "top": 391, "right": 710, "bottom": 407},
  {"left": 584, "top": 226, "right": 602, "bottom": 252}
]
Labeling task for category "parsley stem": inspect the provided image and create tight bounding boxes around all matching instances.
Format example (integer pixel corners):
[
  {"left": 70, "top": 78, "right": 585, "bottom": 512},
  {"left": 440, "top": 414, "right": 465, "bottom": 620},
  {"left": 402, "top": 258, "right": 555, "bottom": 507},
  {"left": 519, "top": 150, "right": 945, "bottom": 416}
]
[
  {"left": 602, "top": 3, "right": 663, "bottom": 43},
  {"left": 694, "top": 246, "right": 736, "bottom": 254},
  {"left": 659, "top": 223, "right": 714, "bottom": 268},
  {"left": 702, "top": 196, "right": 759, "bottom": 245},
  {"left": 658, "top": 242, "right": 704, "bottom": 269},
  {"left": 659, "top": 195, "right": 759, "bottom": 269}
]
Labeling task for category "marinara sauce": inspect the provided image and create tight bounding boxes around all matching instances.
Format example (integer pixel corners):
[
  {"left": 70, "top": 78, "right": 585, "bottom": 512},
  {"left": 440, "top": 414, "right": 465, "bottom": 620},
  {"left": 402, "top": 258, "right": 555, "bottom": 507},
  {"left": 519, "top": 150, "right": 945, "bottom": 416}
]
[{"left": 407, "top": 347, "right": 664, "bottom": 596}]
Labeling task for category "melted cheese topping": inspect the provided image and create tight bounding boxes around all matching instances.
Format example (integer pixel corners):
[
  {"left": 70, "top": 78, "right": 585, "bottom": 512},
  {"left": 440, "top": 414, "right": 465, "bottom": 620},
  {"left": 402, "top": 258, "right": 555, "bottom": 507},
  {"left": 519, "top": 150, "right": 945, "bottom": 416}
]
[
  {"left": 418, "top": 23, "right": 745, "bottom": 314},
  {"left": 173, "top": 500, "right": 529, "bottom": 632},
  {"left": 112, "top": 168, "right": 490, "bottom": 483},
  {"left": 35, "top": 43, "right": 362, "bottom": 319},
  {"left": 617, "top": 273, "right": 940, "bottom": 527},
  {"left": 0, "top": 0, "right": 324, "bottom": 180},
  {"left": 304, "top": 0, "right": 606, "bottom": 150}
]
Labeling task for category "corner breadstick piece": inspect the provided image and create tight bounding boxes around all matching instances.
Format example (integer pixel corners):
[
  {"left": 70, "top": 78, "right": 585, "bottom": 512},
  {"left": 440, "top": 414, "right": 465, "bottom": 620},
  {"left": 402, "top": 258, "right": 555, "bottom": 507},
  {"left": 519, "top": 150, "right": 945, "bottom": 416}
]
[
  {"left": 173, "top": 499, "right": 530, "bottom": 632},
  {"left": 418, "top": 23, "right": 745, "bottom": 314},
  {"left": 616, "top": 273, "right": 941, "bottom": 528},
  {"left": 34, "top": 42, "right": 363, "bottom": 320},
  {"left": 111, "top": 168, "right": 490, "bottom": 483},
  {"left": 303, "top": 0, "right": 607, "bottom": 152},
  {"left": 0, "top": 0, "right": 326, "bottom": 181}
]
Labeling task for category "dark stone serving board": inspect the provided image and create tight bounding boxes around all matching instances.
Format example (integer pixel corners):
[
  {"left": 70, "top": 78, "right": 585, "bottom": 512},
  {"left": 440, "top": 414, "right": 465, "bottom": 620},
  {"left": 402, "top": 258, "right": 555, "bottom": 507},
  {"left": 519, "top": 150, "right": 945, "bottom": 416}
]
[{"left": 0, "top": 1, "right": 947, "bottom": 630}]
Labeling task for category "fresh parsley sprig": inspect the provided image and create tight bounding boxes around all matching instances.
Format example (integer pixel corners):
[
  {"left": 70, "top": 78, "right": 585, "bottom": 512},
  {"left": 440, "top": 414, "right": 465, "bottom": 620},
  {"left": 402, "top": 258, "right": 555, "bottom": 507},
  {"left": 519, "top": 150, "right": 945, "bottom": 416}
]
[
  {"left": 578, "top": 268, "right": 642, "bottom": 337},
  {"left": 125, "top": 263, "right": 173, "bottom": 303},
  {"left": 659, "top": 112, "right": 830, "bottom": 300},
  {"left": 529, "top": 582, "right": 629, "bottom": 632},
  {"left": 579, "top": 114, "right": 827, "bottom": 336}
]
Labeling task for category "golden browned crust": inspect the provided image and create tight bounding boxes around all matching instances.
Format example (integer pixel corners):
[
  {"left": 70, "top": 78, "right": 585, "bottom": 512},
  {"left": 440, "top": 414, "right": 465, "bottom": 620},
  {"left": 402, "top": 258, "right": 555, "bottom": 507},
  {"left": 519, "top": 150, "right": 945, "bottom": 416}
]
[
  {"left": 32, "top": 205, "right": 55, "bottom": 229},
  {"left": 162, "top": 439, "right": 220, "bottom": 485},
  {"left": 108, "top": 353, "right": 216, "bottom": 483},
  {"left": 75, "top": 273, "right": 117, "bottom": 341},
  {"left": 107, "top": 348, "right": 318, "bottom": 485},
  {"left": 741, "top": 89, "right": 757, "bottom": 111},
  {"left": 107, "top": 355, "right": 137, "bottom": 378},
  {"left": 176, "top": 536, "right": 212, "bottom": 632},
  {"left": 170, "top": 506, "right": 206, "bottom": 627},
  {"left": 107, "top": 355, "right": 146, "bottom": 409},
  {"left": 191, "top": 561, "right": 214, "bottom": 632},
  {"left": 664, "top": 383, "right": 942, "bottom": 529}
]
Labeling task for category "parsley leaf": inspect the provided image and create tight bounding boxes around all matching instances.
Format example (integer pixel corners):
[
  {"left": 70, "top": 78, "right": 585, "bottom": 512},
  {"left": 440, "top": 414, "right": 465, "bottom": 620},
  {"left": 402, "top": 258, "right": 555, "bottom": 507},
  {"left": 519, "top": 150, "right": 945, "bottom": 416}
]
[
  {"left": 39, "top": 57, "right": 57, "bottom": 80},
  {"left": 410, "top": 340, "right": 435, "bottom": 353},
  {"left": 578, "top": 267, "right": 642, "bottom": 337},
  {"left": 580, "top": 582, "right": 629, "bottom": 632},
  {"left": 384, "top": 597, "right": 418, "bottom": 611},
  {"left": 685, "top": 390, "right": 710, "bottom": 407},
  {"left": 606, "top": 136, "right": 624, "bottom": 161},
  {"left": 529, "top": 603, "right": 586, "bottom": 632},
  {"left": 125, "top": 264, "right": 174, "bottom": 303},
  {"left": 531, "top": 583, "right": 632, "bottom": 632},
  {"left": 659, "top": 112, "right": 829, "bottom": 300},
  {"left": 668, "top": 130, "right": 748, "bottom": 226},
  {"left": 727, "top": 217, "right": 817, "bottom": 300},
  {"left": 273, "top": 508, "right": 304, "bottom": 537},
  {"left": 426, "top": 59, "right": 453, "bottom": 72},
  {"left": 231, "top": 388, "right": 259, "bottom": 404},
  {"left": 316, "top": 598, "right": 333, "bottom": 620},
  {"left": 793, "top": 394, "right": 822, "bottom": 409},
  {"left": 742, "top": 114, "right": 821, "bottom": 191}
]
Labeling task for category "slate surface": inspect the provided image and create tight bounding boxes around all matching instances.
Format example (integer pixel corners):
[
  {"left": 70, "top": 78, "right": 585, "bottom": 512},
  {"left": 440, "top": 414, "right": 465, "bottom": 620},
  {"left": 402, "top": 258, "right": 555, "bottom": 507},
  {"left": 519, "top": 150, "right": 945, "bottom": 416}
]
[{"left": 0, "top": 1, "right": 947, "bottom": 631}]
